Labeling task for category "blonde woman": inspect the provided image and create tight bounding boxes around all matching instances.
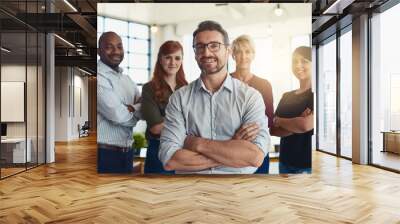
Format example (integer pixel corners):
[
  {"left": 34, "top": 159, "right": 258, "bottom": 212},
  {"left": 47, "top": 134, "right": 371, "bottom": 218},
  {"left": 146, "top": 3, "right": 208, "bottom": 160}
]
[{"left": 231, "top": 35, "right": 274, "bottom": 174}]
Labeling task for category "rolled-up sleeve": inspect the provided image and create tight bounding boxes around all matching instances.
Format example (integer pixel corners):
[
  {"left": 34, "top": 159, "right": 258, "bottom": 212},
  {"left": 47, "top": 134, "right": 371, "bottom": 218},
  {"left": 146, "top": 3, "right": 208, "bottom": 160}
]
[
  {"left": 243, "top": 90, "right": 270, "bottom": 156},
  {"left": 159, "top": 91, "right": 187, "bottom": 166}
]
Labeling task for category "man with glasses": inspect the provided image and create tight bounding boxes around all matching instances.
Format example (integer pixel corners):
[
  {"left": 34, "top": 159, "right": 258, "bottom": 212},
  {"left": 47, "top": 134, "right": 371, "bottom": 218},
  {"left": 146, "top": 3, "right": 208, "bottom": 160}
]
[{"left": 159, "top": 21, "right": 270, "bottom": 174}]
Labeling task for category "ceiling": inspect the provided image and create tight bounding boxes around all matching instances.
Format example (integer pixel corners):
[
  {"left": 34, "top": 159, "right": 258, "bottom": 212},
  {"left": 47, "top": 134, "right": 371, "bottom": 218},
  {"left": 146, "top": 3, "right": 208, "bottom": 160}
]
[
  {"left": 1, "top": 0, "right": 97, "bottom": 73},
  {"left": 0, "top": 0, "right": 394, "bottom": 75},
  {"left": 98, "top": 3, "right": 310, "bottom": 26}
]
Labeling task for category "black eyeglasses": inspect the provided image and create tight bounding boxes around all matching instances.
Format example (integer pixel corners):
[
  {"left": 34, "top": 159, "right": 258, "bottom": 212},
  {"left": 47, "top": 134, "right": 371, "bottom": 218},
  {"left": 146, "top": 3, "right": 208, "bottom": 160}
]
[{"left": 193, "top": 42, "right": 226, "bottom": 54}]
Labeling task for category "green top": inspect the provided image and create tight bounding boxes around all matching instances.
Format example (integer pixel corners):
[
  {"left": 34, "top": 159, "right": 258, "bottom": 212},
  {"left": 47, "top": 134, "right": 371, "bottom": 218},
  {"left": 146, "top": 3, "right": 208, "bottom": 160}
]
[{"left": 141, "top": 81, "right": 173, "bottom": 140}]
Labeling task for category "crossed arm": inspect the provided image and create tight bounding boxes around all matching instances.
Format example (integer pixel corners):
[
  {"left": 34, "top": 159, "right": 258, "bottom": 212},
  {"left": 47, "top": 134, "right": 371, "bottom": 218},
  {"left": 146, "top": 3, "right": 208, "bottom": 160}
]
[
  {"left": 270, "top": 108, "right": 313, "bottom": 137},
  {"left": 164, "top": 149, "right": 221, "bottom": 171},
  {"left": 97, "top": 82, "right": 141, "bottom": 127},
  {"left": 163, "top": 123, "right": 264, "bottom": 171},
  {"left": 159, "top": 91, "right": 268, "bottom": 172}
]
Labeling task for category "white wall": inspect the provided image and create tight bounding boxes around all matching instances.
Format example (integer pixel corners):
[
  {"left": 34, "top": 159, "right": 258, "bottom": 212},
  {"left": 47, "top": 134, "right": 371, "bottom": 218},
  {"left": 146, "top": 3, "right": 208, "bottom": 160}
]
[
  {"left": 1, "top": 65, "right": 40, "bottom": 137},
  {"left": 104, "top": 3, "right": 312, "bottom": 93},
  {"left": 1, "top": 64, "right": 45, "bottom": 163},
  {"left": 55, "top": 66, "right": 68, "bottom": 141},
  {"left": 54, "top": 67, "right": 89, "bottom": 141},
  {"left": 148, "top": 5, "right": 311, "bottom": 102}
]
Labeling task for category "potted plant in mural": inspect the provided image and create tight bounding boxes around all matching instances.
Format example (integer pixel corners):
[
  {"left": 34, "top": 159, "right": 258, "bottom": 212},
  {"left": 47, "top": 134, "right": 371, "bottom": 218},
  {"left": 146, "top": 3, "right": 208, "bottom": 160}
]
[{"left": 132, "top": 132, "right": 148, "bottom": 156}]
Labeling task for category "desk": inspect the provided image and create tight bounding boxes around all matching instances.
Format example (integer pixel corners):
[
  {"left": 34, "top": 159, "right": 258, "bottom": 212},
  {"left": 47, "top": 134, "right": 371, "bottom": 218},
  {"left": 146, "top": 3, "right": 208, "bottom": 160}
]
[
  {"left": 1, "top": 138, "right": 31, "bottom": 163},
  {"left": 382, "top": 131, "right": 400, "bottom": 154}
]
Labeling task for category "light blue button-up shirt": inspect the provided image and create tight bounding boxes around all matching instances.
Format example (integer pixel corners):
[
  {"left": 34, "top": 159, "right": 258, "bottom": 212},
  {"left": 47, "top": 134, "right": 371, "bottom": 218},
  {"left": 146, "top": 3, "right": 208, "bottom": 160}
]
[
  {"left": 97, "top": 60, "right": 141, "bottom": 147},
  {"left": 159, "top": 74, "right": 270, "bottom": 174}
]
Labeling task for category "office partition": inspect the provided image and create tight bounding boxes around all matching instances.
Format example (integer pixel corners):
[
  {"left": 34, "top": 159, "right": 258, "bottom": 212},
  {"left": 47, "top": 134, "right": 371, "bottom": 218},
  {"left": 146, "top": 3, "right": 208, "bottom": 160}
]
[{"left": 0, "top": 0, "right": 47, "bottom": 179}]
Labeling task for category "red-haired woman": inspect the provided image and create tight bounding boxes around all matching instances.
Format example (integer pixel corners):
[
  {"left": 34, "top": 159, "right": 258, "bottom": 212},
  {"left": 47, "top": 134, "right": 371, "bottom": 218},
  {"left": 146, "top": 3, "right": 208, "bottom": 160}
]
[{"left": 141, "top": 40, "right": 188, "bottom": 174}]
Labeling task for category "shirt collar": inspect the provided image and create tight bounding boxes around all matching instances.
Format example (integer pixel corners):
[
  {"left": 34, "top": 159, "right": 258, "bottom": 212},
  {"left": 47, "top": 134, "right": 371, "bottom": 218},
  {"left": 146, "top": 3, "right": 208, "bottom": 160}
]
[
  {"left": 195, "top": 73, "right": 233, "bottom": 93},
  {"left": 98, "top": 60, "right": 123, "bottom": 76}
]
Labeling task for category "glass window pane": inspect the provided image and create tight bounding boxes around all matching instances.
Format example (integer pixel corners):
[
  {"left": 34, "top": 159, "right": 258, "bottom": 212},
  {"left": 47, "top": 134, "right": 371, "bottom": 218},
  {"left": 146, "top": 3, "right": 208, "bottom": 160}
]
[
  {"left": 371, "top": 3, "right": 400, "bottom": 171},
  {"left": 27, "top": 32, "right": 38, "bottom": 169},
  {"left": 129, "top": 23, "right": 149, "bottom": 39},
  {"left": 97, "top": 16, "right": 104, "bottom": 33},
  {"left": 127, "top": 68, "right": 150, "bottom": 84},
  {"left": 104, "top": 18, "right": 128, "bottom": 36},
  {"left": 120, "top": 55, "right": 128, "bottom": 68},
  {"left": 129, "top": 39, "right": 149, "bottom": 54},
  {"left": 97, "top": 33, "right": 101, "bottom": 48},
  {"left": 129, "top": 54, "right": 149, "bottom": 69},
  {"left": 318, "top": 38, "right": 337, "bottom": 154},
  {"left": 1, "top": 32, "right": 28, "bottom": 177},
  {"left": 121, "top": 37, "right": 128, "bottom": 52},
  {"left": 340, "top": 30, "right": 352, "bottom": 158}
]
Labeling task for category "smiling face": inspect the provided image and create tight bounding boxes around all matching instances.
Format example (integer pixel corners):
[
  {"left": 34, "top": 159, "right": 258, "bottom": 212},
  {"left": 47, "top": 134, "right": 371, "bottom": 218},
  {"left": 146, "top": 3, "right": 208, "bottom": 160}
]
[
  {"left": 160, "top": 50, "right": 183, "bottom": 77},
  {"left": 292, "top": 53, "right": 311, "bottom": 80},
  {"left": 194, "top": 30, "right": 230, "bottom": 76},
  {"left": 232, "top": 43, "right": 255, "bottom": 70},
  {"left": 98, "top": 33, "right": 124, "bottom": 69}
]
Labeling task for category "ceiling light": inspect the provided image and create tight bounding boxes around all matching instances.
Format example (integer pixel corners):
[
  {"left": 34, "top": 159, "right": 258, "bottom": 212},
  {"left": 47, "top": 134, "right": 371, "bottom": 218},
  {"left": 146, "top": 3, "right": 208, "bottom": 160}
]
[
  {"left": 54, "top": 34, "right": 75, "bottom": 48},
  {"left": 63, "top": 0, "right": 78, "bottom": 12},
  {"left": 322, "top": 0, "right": 354, "bottom": 15},
  {"left": 1, "top": 47, "right": 11, "bottom": 53},
  {"left": 78, "top": 67, "right": 92, "bottom": 76},
  {"left": 76, "top": 49, "right": 84, "bottom": 55},
  {"left": 274, "top": 4, "right": 284, "bottom": 17},
  {"left": 150, "top": 25, "right": 158, "bottom": 33}
]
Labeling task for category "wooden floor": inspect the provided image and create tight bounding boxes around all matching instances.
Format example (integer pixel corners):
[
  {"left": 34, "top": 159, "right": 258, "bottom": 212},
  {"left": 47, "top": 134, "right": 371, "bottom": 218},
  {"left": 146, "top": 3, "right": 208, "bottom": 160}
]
[
  {"left": 0, "top": 167, "right": 26, "bottom": 178},
  {"left": 1, "top": 135, "right": 400, "bottom": 223}
]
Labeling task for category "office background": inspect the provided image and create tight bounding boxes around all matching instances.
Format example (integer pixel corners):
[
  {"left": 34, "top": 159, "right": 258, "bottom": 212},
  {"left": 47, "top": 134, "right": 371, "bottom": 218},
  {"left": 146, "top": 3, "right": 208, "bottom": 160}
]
[{"left": 97, "top": 4, "right": 313, "bottom": 171}]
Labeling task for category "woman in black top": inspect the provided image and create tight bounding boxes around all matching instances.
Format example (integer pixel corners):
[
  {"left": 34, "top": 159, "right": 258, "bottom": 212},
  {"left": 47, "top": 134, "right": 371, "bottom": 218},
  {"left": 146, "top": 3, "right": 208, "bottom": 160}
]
[
  {"left": 141, "top": 41, "right": 188, "bottom": 174},
  {"left": 270, "top": 46, "right": 314, "bottom": 174}
]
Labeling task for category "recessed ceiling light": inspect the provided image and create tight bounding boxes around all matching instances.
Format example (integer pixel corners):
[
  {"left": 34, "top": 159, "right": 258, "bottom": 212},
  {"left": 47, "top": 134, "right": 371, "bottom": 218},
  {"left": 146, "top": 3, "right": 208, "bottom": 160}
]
[
  {"left": 150, "top": 25, "right": 158, "bottom": 33},
  {"left": 63, "top": 0, "right": 78, "bottom": 12},
  {"left": 1, "top": 47, "right": 11, "bottom": 53},
  {"left": 274, "top": 4, "right": 284, "bottom": 17},
  {"left": 78, "top": 67, "right": 92, "bottom": 76},
  {"left": 54, "top": 34, "right": 75, "bottom": 48}
]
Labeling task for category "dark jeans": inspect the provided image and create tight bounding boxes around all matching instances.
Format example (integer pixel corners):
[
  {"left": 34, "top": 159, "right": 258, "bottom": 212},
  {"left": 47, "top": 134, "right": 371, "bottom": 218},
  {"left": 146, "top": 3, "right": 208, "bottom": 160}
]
[
  {"left": 279, "top": 162, "right": 311, "bottom": 174},
  {"left": 144, "top": 139, "right": 174, "bottom": 174},
  {"left": 254, "top": 153, "right": 270, "bottom": 174},
  {"left": 97, "top": 145, "right": 134, "bottom": 173}
]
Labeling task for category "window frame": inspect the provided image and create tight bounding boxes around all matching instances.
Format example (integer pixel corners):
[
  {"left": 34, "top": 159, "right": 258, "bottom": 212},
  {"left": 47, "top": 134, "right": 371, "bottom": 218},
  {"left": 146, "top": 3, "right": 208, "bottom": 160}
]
[{"left": 97, "top": 16, "right": 151, "bottom": 87}]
